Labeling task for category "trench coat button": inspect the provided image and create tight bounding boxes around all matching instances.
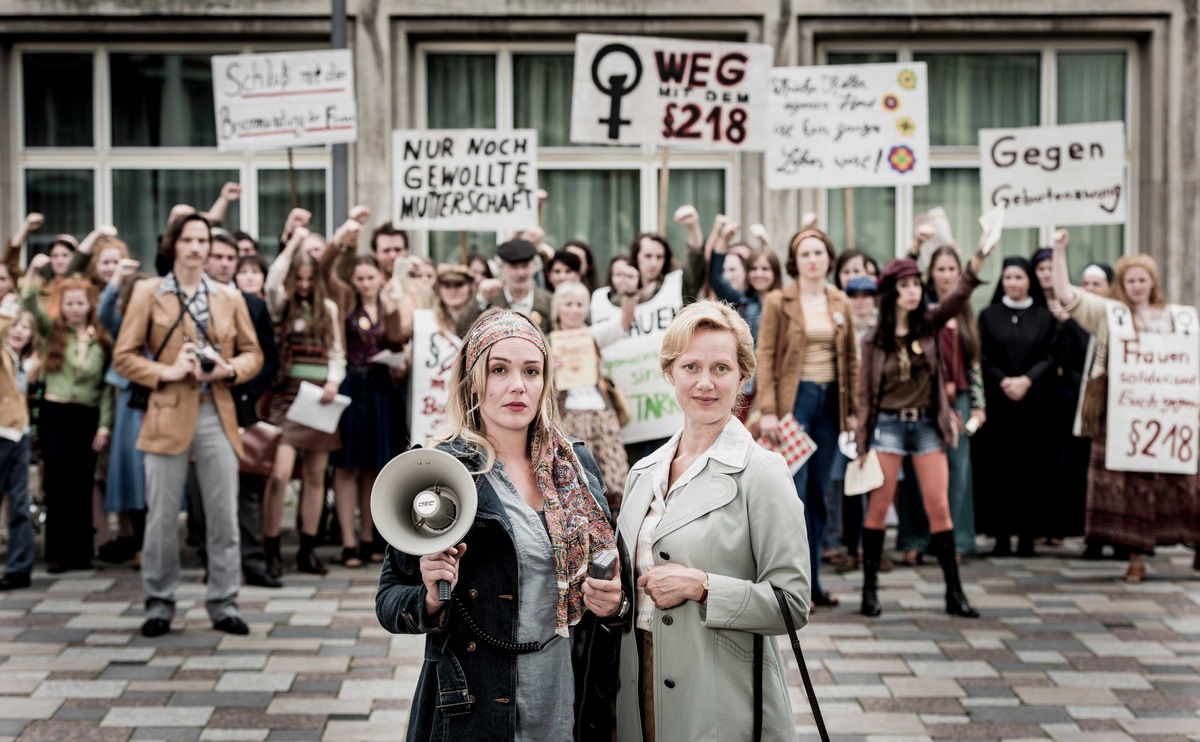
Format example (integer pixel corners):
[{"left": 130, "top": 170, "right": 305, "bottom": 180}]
[
  {"left": 468, "top": 589, "right": 478, "bottom": 599},
  {"left": 658, "top": 551, "right": 669, "bottom": 560},
  {"left": 466, "top": 642, "right": 476, "bottom": 652},
  {"left": 662, "top": 615, "right": 673, "bottom": 626},
  {"left": 664, "top": 679, "right": 675, "bottom": 689}
]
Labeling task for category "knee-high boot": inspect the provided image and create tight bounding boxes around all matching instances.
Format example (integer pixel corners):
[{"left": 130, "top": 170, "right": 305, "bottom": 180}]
[
  {"left": 930, "top": 530, "right": 979, "bottom": 618},
  {"left": 860, "top": 528, "right": 885, "bottom": 617}
]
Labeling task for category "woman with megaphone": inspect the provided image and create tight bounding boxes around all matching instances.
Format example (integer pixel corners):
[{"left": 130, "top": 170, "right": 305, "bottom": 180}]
[{"left": 375, "top": 308, "right": 626, "bottom": 742}]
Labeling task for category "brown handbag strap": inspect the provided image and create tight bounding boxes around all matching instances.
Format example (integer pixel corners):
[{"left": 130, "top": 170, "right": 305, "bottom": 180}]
[{"left": 770, "top": 585, "right": 830, "bottom": 742}]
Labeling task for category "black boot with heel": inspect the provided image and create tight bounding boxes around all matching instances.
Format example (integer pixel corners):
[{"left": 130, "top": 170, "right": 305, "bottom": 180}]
[
  {"left": 860, "top": 528, "right": 885, "bottom": 617},
  {"left": 930, "top": 530, "right": 979, "bottom": 618},
  {"left": 296, "top": 533, "right": 328, "bottom": 575}
]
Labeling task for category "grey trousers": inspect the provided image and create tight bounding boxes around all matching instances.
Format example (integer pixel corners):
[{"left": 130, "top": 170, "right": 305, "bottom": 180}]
[{"left": 142, "top": 403, "right": 241, "bottom": 623}]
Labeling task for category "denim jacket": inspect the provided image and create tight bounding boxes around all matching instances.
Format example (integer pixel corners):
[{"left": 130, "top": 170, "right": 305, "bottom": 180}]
[{"left": 375, "top": 437, "right": 619, "bottom": 742}]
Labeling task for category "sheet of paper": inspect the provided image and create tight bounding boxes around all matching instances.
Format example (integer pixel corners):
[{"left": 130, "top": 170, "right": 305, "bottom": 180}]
[
  {"left": 369, "top": 349, "right": 409, "bottom": 370},
  {"left": 285, "top": 380, "right": 351, "bottom": 434},
  {"left": 549, "top": 328, "right": 599, "bottom": 391},
  {"left": 978, "top": 204, "right": 1006, "bottom": 256}
]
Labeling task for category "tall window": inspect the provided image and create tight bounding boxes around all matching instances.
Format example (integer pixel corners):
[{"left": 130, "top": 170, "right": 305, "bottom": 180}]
[
  {"left": 418, "top": 45, "right": 732, "bottom": 273},
  {"left": 821, "top": 43, "right": 1132, "bottom": 286},
  {"left": 15, "top": 46, "right": 331, "bottom": 264}
]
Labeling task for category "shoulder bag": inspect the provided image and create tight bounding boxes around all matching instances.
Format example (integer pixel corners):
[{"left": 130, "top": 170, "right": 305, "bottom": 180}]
[{"left": 753, "top": 586, "right": 830, "bottom": 742}]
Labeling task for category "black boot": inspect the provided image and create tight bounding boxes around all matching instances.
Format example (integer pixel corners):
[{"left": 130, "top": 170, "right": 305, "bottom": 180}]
[
  {"left": 264, "top": 536, "right": 283, "bottom": 578},
  {"left": 296, "top": 533, "right": 327, "bottom": 575},
  {"left": 860, "top": 528, "right": 885, "bottom": 617},
  {"left": 931, "top": 530, "right": 979, "bottom": 618}
]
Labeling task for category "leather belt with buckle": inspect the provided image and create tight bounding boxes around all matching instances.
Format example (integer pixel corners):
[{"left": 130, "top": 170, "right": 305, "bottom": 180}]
[{"left": 896, "top": 407, "right": 926, "bottom": 422}]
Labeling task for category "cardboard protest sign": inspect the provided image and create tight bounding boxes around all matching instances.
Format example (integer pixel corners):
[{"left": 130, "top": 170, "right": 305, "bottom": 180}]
[
  {"left": 1105, "top": 303, "right": 1199, "bottom": 475},
  {"left": 549, "top": 328, "right": 599, "bottom": 391},
  {"left": 211, "top": 49, "right": 357, "bottom": 151},
  {"left": 392, "top": 129, "right": 538, "bottom": 230},
  {"left": 590, "top": 271, "right": 684, "bottom": 443},
  {"left": 570, "top": 34, "right": 772, "bottom": 151},
  {"left": 409, "top": 309, "right": 463, "bottom": 448},
  {"left": 766, "top": 62, "right": 930, "bottom": 189},
  {"left": 979, "top": 121, "right": 1127, "bottom": 228}
]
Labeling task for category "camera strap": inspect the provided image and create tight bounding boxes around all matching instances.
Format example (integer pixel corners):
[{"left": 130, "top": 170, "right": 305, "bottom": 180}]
[{"left": 176, "top": 287, "right": 215, "bottom": 350}]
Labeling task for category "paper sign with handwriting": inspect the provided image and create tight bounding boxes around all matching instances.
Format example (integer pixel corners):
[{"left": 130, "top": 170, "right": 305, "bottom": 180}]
[
  {"left": 392, "top": 129, "right": 538, "bottom": 230},
  {"left": 409, "top": 309, "right": 463, "bottom": 448},
  {"left": 549, "top": 328, "right": 600, "bottom": 391},
  {"left": 767, "top": 62, "right": 930, "bottom": 189},
  {"left": 571, "top": 34, "right": 772, "bottom": 151},
  {"left": 1104, "top": 303, "right": 1199, "bottom": 475},
  {"left": 979, "top": 121, "right": 1127, "bottom": 228},
  {"left": 211, "top": 49, "right": 357, "bottom": 151}
]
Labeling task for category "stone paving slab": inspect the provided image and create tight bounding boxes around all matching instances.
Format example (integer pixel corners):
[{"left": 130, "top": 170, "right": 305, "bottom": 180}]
[{"left": 0, "top": 539, "right": 1197, "bottom": 740}]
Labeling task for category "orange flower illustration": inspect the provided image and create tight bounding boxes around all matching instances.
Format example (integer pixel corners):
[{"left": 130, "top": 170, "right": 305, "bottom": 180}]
[
  {"left": 889, "top": 145, "right": 916, "bottom": 174},
  {"left": 898, "top": 69, "right": 917, "bottom": 90},
  {"left": 897, "top": 117, "right": 916, "bottom": 136},
  {"left": 882, "top": 93, "right": 901, "bottom": 112}
]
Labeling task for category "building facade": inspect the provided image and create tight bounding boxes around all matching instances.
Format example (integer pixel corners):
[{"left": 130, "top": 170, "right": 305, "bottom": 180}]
[{"left": 2, "top": 0, "right": 1197, "bottom": 302}]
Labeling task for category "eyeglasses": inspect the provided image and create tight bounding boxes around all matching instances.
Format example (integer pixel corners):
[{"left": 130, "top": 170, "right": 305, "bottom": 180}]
[{"left": 439, "top": 281, "right": 468, "bottom": 289}]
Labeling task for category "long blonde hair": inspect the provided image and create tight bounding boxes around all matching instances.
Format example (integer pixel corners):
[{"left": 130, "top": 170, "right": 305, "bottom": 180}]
[
  {"left": 431, "top": 309, "right": 561, "bottom": 473},
  {"left": 1112, "top": 253, "right": 1165, "bottom": 309}
]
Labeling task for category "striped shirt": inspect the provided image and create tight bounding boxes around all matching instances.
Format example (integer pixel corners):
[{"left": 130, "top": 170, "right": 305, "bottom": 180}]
[{"left": 634, "top": 416, "right": 753, "bottom": 632}]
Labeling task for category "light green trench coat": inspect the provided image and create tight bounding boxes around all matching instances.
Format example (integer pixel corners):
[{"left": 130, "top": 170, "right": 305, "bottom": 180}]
[{"left": 615, "top": 429, "right": 812, "bottom": 742}]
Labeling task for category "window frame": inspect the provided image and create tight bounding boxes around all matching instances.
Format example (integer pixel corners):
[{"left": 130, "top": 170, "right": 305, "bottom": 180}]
[
  {"left": 817, "top": 38, "right": 1138, "bottom": 258},
  {"left": 413, "top": 41, "right": 738, "bottom": 257},
  {"left": 11, "top": 41, "right": 334, "bottom": 250}
]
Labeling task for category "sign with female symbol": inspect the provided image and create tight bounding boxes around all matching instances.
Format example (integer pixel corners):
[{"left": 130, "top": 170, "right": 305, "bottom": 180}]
[{"left": 570, "top": 34, "right": 771, "bottom": 151}]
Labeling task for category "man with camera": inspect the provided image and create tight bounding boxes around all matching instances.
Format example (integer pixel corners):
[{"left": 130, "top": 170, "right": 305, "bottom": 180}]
[{"left": 114, "top": 212, "right": 264, "bottom": 638}]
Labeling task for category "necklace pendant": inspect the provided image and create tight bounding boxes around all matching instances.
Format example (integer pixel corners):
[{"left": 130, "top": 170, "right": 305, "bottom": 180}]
[
  {"left": 1012, "top": 315, "right": 1019, "bottom": 325},
  {"left": 357, "top": 315, "right": 372, "bottom": 331}
]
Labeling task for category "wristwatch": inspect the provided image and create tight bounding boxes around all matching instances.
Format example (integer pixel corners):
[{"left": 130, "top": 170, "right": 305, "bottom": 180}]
[
  {"left": 614, "top": 592, "right": 631, "bottom": 619},
  {"left": 226, "top": 369, "right": 238, "bottom": 384}
]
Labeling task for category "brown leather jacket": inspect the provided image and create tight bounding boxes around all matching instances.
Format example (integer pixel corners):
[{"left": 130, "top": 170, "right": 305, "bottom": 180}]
[
  {"left": 756, "top": 283, "right": 859, "bottom": 431},
  {"left": 855, "top": 268, "right": 982, "bottom": 457},
  {"left": 113, "top": 276, "right": 263, "bottom": 458}
]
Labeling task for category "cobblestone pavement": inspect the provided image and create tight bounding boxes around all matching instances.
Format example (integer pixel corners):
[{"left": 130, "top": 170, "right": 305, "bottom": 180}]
[{"left": 0, "top": 539, "right": 1198, "bottom": 741}]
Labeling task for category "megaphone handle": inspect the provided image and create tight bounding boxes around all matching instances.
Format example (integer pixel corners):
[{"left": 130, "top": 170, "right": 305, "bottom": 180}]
[{"left": 437, "top": 579, "right": 452, "bottom": 602}]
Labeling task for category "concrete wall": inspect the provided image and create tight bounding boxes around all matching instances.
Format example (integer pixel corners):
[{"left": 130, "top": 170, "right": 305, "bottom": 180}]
[{"left": 2, "top": 0, "right": 1197, "bottom": 303}]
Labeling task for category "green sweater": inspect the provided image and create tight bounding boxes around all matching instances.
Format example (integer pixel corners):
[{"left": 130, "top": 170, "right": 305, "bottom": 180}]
[{"left": 22, "top": 286, "right": 114, "bottom": 432}]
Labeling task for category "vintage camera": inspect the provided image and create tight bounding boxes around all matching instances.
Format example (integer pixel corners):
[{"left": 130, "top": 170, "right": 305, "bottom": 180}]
[{"left": 198, "top": 346, "right": 218, "bottom": 374}]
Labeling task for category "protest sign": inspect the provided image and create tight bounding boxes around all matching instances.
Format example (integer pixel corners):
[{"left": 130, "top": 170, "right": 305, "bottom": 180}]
[
  {"left": 766, "top": 62, "right": 930, "bottom": 190},
  {"left": 409, "top": 309, "right": 463, "bottom": 448},
  {"left": 570, "top": 34, "right": 772, "bottom": 151},
  {"left": 591, "top": 271, "right": 684, "bottom": 443},
  {"left": 211, "top": 49, "right": 357, "bottom": 152},
  {"left": 392, "top": 129, "right": 538, "bottom": 231},
  {"left": 1105, "top": 303, "right": 1199, "bottom": 475},
  {"left": 549, "top": 328, "right": 599, "bottom": 391},
  {"left": 979, "top": 121, "right": 1127, "bottom": 228}
]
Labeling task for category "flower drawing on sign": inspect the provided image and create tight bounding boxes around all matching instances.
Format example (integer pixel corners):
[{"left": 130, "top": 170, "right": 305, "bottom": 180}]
[
  {"left": 888, "top": 145, "right": 916, "bottom": 174},
  {"left": 898, "top": 69, "right": 917, "bottom": 90},
  {"left": 896, "top": 117, "right": 916, "bottom": 136},
  {"left": 882, "top": 93, "right": 901, "bottom": 112}
]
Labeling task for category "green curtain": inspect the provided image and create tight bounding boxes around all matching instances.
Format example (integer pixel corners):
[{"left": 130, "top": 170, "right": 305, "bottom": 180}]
[
  {"left": 913, "top": 168, "right": 1038, "bottom": 298},
  {"left": 257, "top": 169, "right": 327, "bottom": 255},
  {"left": 664, "top": 169, "right": 726, "bottom": 257},
  {"left": 824, "top": 53, "right": 898, "bottom": 265},
  {"left": 111, "top": 169, "right": 239, "bottom": 265},
  {"left": 22, "top": 53, "right": 93, "bottom": 148},
  {"left": 918, "top": 53, "right": 1040, "bottom": 146},
  {"left": 110, "top": 54, "right": 216, "bottom": 147},
  {"left": 1058, "top": 52, "right": 1127, "bottom": 278},
  {"left": 539, "top": 169, "right": 640, "bottom": 274},
  {"left": 427, "top": 54, "right": 496, "bottom": 261},
  {"left": 513, "top": 54, "right": 574, "bottom": 147},
  {"left": 23, "top": 170, "right": 95, "bottom": 255}
]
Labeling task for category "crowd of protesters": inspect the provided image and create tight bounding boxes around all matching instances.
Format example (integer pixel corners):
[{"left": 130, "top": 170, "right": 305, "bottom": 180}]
[{"left": 0, "top": 182, "right": 1197, "bottom": 630}]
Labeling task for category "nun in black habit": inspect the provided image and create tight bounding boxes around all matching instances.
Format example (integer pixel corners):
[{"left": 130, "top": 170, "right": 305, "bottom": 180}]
[{"left": 973, "top": 256, "right": 1059, "bottom": 556}]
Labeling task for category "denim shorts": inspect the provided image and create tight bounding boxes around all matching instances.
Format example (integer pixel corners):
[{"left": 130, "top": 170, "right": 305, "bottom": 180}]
[{"left": 871, "top": 413, "right": 943, "bottom": 456}]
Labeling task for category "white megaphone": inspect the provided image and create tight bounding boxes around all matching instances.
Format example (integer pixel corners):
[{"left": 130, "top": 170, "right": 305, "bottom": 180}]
[{"left": 371, "top": 448, "right": 478, "bottom": 602}]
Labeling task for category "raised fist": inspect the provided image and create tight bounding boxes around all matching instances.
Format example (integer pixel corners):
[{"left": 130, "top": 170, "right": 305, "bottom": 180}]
[
  {"left": 673, "top": 205, "right": 699, "bottom": 226},
  {"left": 220, "top": 182, "right": 242, "bottom": 202},
  {"left": 349, "top": 204, "right": 371, "bottom": 225},
  {"left": 23, "top": 213, "right": 45, "bottom": 231}
]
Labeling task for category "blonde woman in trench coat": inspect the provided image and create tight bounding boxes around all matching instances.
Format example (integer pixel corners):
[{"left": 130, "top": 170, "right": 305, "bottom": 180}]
[{"left": 615, "top": 299, "right": 811, "bottom": 742}]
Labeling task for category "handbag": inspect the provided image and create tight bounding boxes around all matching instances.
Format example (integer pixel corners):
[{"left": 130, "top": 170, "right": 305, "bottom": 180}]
[
  {"left": 753, "top": 586, "right": 830, "bottom": 742},
  {"left": 601, "top": 375, "right": 631, "bottom": 428},
  {"left": 128, "top": 296, "right": 190, "bottom": 411},
  {"left": 238, "top": 421, "right": 281, "bottom": 477},
  {"left": 843, "top": 449, "right": 884, "bottom": 496}
]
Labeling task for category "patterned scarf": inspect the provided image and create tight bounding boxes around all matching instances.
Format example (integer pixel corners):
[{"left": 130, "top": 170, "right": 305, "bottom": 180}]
[{"left": 466, "top": 311, "right": 617, "bottom": 636}]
